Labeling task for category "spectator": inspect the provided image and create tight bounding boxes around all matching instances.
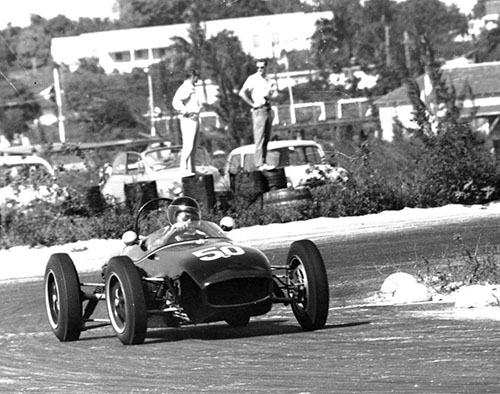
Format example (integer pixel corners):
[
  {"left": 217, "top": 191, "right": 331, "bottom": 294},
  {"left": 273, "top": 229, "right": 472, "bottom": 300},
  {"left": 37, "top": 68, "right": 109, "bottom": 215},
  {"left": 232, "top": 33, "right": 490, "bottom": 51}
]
[
  {"left": 172, "top": 70, "right": 201, "bottom": 175},
  {"left": 239, "top": 59, "right": 277, "bottom": 171}
]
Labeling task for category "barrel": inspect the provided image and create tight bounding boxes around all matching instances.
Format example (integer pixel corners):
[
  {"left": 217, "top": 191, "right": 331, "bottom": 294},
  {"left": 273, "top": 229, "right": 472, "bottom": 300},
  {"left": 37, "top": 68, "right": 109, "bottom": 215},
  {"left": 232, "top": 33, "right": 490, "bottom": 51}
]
[
  {"left": 231, "top": 170, "right": 269, "bottom": 195},
  {"left": 261, "top": 167, "right": 287, "bottom": 191},
  {"left": 182, "top": 174, "right": 216, "bottom": 210},
  {"left": 85, "top": 185, "right": 105, "bottom": 213}
]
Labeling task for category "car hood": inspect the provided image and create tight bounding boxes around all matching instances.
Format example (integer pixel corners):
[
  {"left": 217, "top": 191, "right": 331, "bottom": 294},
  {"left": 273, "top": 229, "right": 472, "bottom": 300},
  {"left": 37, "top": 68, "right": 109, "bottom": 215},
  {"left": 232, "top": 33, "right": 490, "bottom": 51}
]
[
  {"left": 134, "top": 238, "right": 271, "bottom": 286},
  {"left": 285, "top": 164, "right": 348, "bottom": 187}
]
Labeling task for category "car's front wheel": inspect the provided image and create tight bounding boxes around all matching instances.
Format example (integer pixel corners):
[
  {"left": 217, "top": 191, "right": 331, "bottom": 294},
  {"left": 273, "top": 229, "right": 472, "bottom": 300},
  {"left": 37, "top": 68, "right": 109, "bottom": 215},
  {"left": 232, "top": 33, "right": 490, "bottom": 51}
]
[
  {"left": 286, "top": 240, "right": 329, "bottom": 330},
  {"left": 44, "top": 253, "right": 82, "bottom": 342},
  {"left": 225, "top": 312, "right": 250, "bottom": 327},
  {"left": 105, "top": 256, "right": 147, "bottom": 345}
]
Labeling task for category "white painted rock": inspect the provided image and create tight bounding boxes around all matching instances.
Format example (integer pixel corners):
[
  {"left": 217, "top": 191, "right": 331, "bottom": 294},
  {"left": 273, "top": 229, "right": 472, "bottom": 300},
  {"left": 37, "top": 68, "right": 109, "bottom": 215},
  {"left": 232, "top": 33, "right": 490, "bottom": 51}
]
[
  {"left": 380, "top": 272, "right": 418, "bottom": 295},
  {"left": 380, "top": 272, "right": 431, "bottom": 303},
  {"left": 393, "top": 282, "right": 431, "bottom": 303},
  {"left": 454, "top": 285, "right": 500, "bottom": 308}
]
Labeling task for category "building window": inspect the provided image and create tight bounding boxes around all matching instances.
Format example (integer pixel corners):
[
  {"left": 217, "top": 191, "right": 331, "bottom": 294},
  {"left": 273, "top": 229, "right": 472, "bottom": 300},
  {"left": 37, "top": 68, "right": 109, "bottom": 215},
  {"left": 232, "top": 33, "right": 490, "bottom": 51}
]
[
  {"left": 252, "top": 34, "right": 260, "bottom": 49},
  {"left": 134, "top": 49, "right": 149, "bottom": 60},
  {"left": 272, "top": 32, "right": 279, "bottom": 47},
  {"left": 110, "top": 51, "right": 131, "bottom": 62},
  {"left": 152, "top": 47, "right": 168, "bottom": 59}
]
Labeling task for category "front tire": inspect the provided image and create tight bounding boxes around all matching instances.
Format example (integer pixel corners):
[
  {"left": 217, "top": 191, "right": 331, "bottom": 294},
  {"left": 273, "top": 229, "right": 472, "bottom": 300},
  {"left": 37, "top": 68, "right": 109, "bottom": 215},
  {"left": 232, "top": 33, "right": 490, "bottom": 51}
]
[
  {"left": 44, "top": 253, "right": 82, "bottom": 342},
  {"left": 225, "top": 312, "right": 250, "bottom": 327},
  {"left": 286, "top": 240, "right": 329, "bottom": 330},
  {"left": 105, "top": 256, "right": 147, "bottom": 345}
]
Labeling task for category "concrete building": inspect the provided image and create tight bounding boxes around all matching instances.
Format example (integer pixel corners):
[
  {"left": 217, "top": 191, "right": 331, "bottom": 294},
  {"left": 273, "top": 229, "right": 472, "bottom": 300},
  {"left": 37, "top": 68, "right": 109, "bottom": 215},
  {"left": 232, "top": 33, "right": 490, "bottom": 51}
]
[
  {"left": 51, "top": 11, "right": 332, "bottom": 74},
  {"left": 374, "top": 61, "right": 500, "bottom": 141}
]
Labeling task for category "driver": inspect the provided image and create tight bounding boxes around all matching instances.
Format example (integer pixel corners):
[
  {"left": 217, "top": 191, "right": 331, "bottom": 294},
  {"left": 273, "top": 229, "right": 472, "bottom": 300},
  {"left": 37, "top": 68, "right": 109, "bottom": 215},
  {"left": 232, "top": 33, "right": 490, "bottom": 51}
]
[{"left": 142, "top": 196, "right": 202, "bottom": 250}]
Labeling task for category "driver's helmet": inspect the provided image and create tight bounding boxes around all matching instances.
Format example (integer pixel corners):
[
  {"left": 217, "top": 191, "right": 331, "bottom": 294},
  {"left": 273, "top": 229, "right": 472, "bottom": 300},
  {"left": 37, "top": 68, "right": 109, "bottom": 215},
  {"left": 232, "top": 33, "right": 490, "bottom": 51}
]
[{"left": 167, "top": 196, "right": 201, "bottom": 224}]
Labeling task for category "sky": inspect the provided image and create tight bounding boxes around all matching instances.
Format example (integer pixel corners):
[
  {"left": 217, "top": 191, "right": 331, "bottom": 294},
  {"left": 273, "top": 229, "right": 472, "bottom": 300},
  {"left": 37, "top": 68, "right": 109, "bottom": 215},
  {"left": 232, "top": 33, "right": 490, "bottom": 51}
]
[{"left": 0, "top": 0, "right": 477, "bottom": 30}]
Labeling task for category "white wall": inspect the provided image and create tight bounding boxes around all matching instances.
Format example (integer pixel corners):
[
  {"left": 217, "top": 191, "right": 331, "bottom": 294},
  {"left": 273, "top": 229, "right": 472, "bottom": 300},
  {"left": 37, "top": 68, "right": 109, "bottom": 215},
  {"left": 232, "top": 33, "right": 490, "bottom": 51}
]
[
  {"left": 378, "top": 105, "right": 416, "bottom": 141},
  {"left": 51, "top": 11, "right": 333, "bottom": 74}
]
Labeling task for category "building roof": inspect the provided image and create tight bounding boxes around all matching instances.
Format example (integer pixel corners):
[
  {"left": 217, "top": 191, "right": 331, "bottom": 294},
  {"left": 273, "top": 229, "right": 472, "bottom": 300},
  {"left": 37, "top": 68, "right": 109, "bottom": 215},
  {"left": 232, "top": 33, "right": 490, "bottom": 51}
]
[{"left": 375, "top": 61, "right": 500, "bottom": 107}]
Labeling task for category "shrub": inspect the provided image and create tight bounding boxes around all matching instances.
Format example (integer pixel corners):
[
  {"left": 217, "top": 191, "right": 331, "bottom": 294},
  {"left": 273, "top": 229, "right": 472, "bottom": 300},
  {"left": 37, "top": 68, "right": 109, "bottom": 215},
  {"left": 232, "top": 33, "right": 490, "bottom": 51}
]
[
  {"left": 417, "top": 234, "right": 500, "bottom": 293},
  {"left": 413, "top": 123, "right": 500, "bottom": 206}
]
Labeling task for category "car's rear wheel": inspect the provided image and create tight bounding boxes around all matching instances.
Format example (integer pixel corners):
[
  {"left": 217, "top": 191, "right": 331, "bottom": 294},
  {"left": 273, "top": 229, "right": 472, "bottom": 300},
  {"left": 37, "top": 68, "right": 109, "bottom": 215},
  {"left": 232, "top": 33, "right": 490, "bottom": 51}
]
[
  {"left": 286, "top": 240, "right": 329, "bottom": 330},
  {"left": 105, "top": 256, "right": 147, "bottom": 345},
  {"left": 44, "top": 253, "right": 82, "bottom": 342}
]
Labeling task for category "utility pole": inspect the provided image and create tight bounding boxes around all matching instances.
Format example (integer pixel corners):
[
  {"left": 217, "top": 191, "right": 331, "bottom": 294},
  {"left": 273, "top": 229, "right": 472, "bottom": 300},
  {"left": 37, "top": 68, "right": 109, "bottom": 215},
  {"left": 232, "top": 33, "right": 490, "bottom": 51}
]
[
  {"left": 404, "top": 31, "right": 412, "bottom": 73},
  {"left": 53, "top": 67, "right": 65, "bottom": 143},
  {"left": 384, "top": 24, "right": 391, "bottom": 67},
  {"left": 145, "top": 67, "right": 156, "bottom": 137}
]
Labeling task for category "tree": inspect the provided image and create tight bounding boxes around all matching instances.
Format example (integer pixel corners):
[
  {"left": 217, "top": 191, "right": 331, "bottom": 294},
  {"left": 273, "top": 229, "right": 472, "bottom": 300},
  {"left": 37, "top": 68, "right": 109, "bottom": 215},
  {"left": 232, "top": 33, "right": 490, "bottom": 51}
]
[
  {"left": 0, "top": 77, "right": 41, "bottom": 139},
  {"left": 117, "top": 0, "right": 188, "bottom": 28},
  {"left": 473, "top": 25, "right": 500, "bottom": 62},
  {"left": 63, "top": 60, "right": 146, "bottom": 140},
  {"left": 472, "top": 0, "right": 487, "bottom": 19},
  {"left": 310, "top": 0, "right": 363, "bottom": 72},
  {"left": 204, "top": 30, "right": 255, "bottom": 146},
  {"left": 116, "top": 0, "right": 273, "bottom": 28},
  {"left": 266, "top": 0, "right": 315, "bottom": 14},
  {"left": 394, "top": 0, "right": 467, "bottom": 74},
  {"left": 13, "top": 16, "right": 52, "bottom": 70}
]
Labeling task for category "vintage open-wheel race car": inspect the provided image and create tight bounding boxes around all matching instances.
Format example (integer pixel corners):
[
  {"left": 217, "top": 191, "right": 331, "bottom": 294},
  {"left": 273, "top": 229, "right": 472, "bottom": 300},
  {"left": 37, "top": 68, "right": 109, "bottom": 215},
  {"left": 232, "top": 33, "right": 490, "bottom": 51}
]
[{"left": 44, "top": 197, "right": 330, "bottom": 345}]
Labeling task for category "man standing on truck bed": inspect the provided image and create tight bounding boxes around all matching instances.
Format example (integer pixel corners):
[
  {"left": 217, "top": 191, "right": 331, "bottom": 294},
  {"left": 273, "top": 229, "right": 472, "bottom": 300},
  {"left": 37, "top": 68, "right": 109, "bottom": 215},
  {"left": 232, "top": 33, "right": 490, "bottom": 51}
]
[{"left": 239, "top": 59, "right": 276, "bottom": 172}]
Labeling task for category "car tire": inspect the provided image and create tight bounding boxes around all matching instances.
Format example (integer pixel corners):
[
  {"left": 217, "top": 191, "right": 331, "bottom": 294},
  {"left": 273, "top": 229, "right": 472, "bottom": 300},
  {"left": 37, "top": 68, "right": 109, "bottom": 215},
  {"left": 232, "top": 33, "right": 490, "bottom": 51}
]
[
  {"left": 44, "top": 253, "right": 82, "bottom": 342},
  {"left": 263, "top": 187, "right": 312, "bottom": 207},
  {"left": 286, "top": 240, "right": 329, "bottom": 330},
  {"left": 105, "top": 256, "right": 148, "bottom": 345}
]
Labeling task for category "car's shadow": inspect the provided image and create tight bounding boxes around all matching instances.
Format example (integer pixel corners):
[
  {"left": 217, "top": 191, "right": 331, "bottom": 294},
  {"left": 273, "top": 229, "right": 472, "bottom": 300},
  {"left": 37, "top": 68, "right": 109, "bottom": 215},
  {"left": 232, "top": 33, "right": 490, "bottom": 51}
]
[{"left": 143, "top": 318, "right": 371, "bottom": 344}]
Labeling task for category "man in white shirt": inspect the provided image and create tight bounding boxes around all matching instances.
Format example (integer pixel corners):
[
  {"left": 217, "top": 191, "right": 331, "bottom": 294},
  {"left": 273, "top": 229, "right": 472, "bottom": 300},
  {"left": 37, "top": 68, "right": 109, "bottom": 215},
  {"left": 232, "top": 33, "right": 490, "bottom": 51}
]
[
  {"left": 239, "top": 59, "right": 276, "bottom": 171},
  {"left": 172, "top": 70, "right": 201, "bottom": 175}
]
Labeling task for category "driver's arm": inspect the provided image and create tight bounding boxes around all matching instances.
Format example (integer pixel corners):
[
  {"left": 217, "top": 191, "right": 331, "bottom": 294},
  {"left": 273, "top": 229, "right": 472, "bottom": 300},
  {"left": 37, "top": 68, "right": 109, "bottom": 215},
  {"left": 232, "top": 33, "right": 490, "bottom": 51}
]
[{"left": 142, "top": 222, "right": 190, "bottom": 250}]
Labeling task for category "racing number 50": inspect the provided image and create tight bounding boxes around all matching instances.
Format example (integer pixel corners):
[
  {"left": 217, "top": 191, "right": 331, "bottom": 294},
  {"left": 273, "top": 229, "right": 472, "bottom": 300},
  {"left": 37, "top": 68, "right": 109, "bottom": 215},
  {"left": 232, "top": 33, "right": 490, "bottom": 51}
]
[{"left": 192, "top": 246, "right": 245, "bottom": 261}]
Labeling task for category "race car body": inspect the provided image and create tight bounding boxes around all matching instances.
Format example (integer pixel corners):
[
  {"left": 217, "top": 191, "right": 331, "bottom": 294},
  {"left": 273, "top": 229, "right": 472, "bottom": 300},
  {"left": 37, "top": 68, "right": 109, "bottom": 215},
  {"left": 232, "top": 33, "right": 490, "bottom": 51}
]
[
  {"left": 44, "top": 197, "right": 330, "bottom": 345},
  {"left": 125, "top": 221, "right": 274, "bottom": 325}
]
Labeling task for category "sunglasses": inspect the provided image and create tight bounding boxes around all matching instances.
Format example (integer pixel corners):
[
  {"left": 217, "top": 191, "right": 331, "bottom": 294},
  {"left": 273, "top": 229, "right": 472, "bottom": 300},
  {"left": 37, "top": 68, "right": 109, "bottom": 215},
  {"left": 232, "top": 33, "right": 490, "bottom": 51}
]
[{"left": 256, "top": 65, "right": 266, "bottom": 70}]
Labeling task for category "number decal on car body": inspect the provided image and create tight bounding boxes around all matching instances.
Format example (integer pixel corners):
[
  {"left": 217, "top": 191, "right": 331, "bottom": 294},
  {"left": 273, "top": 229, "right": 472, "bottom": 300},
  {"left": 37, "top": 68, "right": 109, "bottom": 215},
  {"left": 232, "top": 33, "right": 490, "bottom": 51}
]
[{"left": 193, "top": 246, "right": 245, "bottom": 261}]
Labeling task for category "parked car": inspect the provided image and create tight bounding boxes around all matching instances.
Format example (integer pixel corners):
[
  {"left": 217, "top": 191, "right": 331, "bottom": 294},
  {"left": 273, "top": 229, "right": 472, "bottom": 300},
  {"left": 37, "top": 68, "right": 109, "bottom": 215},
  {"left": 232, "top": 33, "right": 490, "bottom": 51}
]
[
  {"left": 225, "top": 140, "right": 348, "bottom": 188},
  {"left": 0, "top": 154, "right": 64, "bottom": 209},
  {"left": 101, "top": 145, "right": 229, "bottom": 203},
  {"left": 44, "top": 197, "right": 330, "bottom": 345}
]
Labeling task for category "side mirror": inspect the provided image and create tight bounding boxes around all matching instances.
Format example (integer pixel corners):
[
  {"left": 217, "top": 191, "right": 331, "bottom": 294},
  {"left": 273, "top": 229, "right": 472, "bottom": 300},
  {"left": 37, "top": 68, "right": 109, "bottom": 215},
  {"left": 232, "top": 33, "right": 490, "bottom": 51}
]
[
  {"left": 122, "top": 230, "right": 138, "bottom": 246},
  {"left": 219, "top": 216, "right": 235, "bottom": 232}
]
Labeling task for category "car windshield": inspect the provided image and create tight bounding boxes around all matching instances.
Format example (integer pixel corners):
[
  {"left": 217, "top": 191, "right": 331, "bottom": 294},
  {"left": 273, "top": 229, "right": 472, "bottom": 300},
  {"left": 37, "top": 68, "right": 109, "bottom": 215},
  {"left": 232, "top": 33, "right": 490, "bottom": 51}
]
[
  {"left": 143, "top": 148, "right": 181, "bottom": 169},
  {"left": 144, "top": 147, "right": 211, "bottom": 170},
  {"left": 240, "top": 145, "right": 323, "bottom": 172},
  {"left": 160, "top": 220, "right": 230, "bottom": 247}
]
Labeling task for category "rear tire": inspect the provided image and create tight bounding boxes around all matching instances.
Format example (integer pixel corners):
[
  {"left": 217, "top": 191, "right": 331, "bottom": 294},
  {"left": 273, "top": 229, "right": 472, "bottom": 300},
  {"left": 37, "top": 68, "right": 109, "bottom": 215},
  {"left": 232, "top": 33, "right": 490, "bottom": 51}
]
[
  {"left": 105, "top": 256, "right": 148, "bottom": 345},
  {"left": 286, "top": 240, "right": 329, "bottom": 330},
  {"left": 44, "top": 253, "right": 82, "bottom": 342}
]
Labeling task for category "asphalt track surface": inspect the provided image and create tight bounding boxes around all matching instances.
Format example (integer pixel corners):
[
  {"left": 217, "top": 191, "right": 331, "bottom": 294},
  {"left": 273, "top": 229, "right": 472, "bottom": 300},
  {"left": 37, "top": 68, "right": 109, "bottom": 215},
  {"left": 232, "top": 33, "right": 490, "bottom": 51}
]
[{"left": 1, "top": 217, "right": 500, "bottom": 393}]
